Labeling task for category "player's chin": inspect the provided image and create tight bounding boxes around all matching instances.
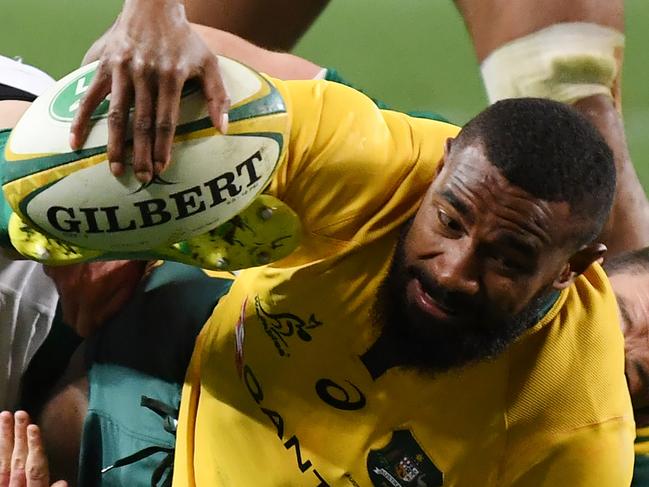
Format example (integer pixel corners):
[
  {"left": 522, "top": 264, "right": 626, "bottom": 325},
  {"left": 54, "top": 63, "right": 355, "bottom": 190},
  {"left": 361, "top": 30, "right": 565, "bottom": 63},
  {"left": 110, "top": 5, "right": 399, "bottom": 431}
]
[{"left": 402, "top": 301, "right": 463, "bottom": 340}]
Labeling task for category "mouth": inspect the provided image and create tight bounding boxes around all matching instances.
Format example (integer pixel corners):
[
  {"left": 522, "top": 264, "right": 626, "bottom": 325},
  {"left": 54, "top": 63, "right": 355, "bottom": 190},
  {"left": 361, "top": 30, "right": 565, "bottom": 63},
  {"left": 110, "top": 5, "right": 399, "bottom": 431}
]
[{"left": 408, "top": 277, "right": 455, "bottom": 320}]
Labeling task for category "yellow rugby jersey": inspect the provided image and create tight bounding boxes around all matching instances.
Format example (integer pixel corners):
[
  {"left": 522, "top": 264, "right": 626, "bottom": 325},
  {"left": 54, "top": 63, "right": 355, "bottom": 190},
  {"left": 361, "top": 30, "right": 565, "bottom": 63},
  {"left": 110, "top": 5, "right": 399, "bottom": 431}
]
[{"left": 173, "top": 79, "right": 634, "bottom": 486}]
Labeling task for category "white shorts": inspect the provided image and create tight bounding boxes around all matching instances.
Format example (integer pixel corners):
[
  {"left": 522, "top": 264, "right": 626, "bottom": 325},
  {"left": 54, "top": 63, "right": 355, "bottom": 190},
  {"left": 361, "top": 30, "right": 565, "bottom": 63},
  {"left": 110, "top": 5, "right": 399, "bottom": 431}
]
[{"left": 0, "top": 55, "right": 58, "bottom": 409}]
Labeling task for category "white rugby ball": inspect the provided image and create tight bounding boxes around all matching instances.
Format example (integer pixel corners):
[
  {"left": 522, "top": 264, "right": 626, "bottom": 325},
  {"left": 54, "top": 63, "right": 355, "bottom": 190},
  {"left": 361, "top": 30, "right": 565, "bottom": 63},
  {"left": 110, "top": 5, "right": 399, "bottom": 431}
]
[{"left": 2, "top": 56, "right": 288, "bottom": 252}]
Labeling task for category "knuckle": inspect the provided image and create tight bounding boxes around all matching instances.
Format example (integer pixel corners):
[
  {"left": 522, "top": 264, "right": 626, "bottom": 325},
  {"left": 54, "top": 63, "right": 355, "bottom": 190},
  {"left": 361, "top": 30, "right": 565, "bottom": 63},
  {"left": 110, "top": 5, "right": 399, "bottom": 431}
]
[
  {"left": 107, "top": 109, "right": 127, "bottom": 128},
  {"left": 161, "top": 64, "right": 187, "bottom": 81},
  {"left": 204, "top": 92, "right": 228, "bottom": 106},
  {"left": 216, "top": 95, "right": 230, "bottom": 107},
  {"left": 104, "top": 54, "right": 124, "bottom": 69},
  {"left": 134, "top": 117, "right": 153, "bottom": 134},
  {"left": 94, "top": 64, "right": 113, "bottom": 84},
  {"left": 156, "top": 119, "right": 174, "bottom": 135},
  {"left": 131, "top": 58, "right": 152, "bottom": 77},
  {"left": 101, "top": 44, "right": 132, "bottom": 66},
  {"left": 113, "top": 53, "right": 132, "bottom": 69},
  {"left": 27, "top": 464, "right": 46, "bottom": 480},
  {"left": 173, "top": 65, "right": 189, "bottom": 79}
]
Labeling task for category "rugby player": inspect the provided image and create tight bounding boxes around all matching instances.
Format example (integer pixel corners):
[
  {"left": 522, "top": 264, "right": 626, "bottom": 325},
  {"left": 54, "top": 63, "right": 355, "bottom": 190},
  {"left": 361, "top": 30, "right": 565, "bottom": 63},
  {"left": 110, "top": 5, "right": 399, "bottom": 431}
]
[
  {"left": 169, "top": 76, "right": 631, "bottom": 487},
  {"left": 72, "top": 35, "right": 636, "bottom": 487},
  {"left": 0, "top": 28, "right": 632, "bottom": 485}
]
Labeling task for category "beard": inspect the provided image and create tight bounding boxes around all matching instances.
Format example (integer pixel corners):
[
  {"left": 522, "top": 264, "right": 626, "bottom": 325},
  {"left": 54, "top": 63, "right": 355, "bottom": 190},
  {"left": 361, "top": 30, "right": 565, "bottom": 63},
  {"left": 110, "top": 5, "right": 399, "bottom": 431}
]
[{"left": 372, "top": 220, "right": 558, "bottom": 375}]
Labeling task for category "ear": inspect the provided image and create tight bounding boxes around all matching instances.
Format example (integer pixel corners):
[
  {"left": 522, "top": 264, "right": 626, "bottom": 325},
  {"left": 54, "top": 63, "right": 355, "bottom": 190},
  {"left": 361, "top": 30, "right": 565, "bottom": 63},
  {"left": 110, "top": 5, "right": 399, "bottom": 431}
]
[
  {"left": 435, "top": 137, "right": 454, "bottom": 177},
  {"left": 553, "top": 243, "right": 607, "bottom": 290},
  {"left": 445, "top": 137, "right": 454, "bottom": 155}
]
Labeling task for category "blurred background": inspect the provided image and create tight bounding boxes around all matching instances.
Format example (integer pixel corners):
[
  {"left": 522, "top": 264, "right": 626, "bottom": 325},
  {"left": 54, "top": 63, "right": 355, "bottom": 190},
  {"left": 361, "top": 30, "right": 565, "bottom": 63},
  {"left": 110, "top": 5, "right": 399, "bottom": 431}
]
[{"left": 1, "top": 0, "right": 647, "bottom": 185}]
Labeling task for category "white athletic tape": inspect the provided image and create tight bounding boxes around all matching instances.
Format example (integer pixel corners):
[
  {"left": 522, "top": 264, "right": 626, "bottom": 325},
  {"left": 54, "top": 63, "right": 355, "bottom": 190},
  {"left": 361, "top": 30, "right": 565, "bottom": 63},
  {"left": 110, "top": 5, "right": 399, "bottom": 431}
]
[{"left": 480, "top": 22, "right": 624, "bottom": 104}]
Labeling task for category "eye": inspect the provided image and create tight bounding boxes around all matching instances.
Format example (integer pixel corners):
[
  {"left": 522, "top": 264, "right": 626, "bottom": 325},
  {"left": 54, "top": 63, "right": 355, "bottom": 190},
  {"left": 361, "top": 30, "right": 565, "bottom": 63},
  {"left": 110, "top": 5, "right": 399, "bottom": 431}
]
[
  {"left": 491, "top": 254, "right": 529, "bottom": 275},
  {"left": 437, "top": 208, "right": 462, "bottom": 233},
  {"left": 495, "top": 256, "right": 519, "bottom": 270}
]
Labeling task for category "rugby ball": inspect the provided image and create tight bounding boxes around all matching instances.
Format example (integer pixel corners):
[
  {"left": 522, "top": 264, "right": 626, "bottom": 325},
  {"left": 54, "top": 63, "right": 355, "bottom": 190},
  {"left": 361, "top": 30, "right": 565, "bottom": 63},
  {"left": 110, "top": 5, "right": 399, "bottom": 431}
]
[{"left": 2, "top": 56, "right": 288, "bottom": 252}]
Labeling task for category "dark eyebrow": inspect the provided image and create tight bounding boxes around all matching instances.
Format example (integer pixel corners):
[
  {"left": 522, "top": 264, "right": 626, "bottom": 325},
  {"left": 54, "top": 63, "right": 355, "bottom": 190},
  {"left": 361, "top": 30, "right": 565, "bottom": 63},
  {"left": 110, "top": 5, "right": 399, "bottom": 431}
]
[
  {"left": 441, "top": 189, "right": 469, "bottom": 215},
  {"left": 498, "top": 234, "right": 540, "bottom": 258}
]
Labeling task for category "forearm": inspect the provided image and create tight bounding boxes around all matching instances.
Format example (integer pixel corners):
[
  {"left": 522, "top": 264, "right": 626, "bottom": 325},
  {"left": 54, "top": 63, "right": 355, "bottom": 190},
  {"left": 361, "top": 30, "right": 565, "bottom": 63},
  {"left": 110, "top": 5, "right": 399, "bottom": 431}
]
[
  {"left": 191, "top": 24, "right": 322, "bottom": 80},
  {"left": 574, "top": 95, "right": 649, "bottom": 255},
  {"left": 184, "top": 0, "right": 329, "bottom": 51}
]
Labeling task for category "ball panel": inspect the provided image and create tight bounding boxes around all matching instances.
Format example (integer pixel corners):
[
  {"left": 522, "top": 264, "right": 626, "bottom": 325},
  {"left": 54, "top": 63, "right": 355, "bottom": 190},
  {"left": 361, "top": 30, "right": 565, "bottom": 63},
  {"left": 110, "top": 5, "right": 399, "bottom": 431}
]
[{"left": 3, "top": 151, "right": 107, "bottom": 216}]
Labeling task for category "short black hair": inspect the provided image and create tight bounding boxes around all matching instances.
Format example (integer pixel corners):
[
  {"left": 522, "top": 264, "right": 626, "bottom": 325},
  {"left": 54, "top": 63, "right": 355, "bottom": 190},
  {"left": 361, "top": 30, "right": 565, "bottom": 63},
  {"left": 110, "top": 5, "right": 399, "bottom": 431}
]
[
  {"left": 604, "top": 247, "right": 649, "bottom": 276},
  {"left": 455, "top": 98, "right": 616, "bottom": 247}
]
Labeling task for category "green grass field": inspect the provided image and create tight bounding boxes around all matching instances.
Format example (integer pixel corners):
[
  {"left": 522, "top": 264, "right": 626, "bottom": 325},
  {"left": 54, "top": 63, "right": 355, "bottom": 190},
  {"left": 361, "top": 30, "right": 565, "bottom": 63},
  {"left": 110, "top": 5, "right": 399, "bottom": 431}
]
[{"left": 0, "top": 0, "right": 647, "bottom": 187}]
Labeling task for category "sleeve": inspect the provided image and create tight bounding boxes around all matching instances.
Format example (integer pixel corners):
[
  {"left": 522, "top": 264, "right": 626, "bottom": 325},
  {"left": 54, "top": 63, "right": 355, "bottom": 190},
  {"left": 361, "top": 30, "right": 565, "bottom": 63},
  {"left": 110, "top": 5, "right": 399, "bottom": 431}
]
[
  {"left": 267, "top": 78, "right": 460, "bottom": 242},
  {"left": 506, "top": 417, "right": 635, "bottom": 487}
]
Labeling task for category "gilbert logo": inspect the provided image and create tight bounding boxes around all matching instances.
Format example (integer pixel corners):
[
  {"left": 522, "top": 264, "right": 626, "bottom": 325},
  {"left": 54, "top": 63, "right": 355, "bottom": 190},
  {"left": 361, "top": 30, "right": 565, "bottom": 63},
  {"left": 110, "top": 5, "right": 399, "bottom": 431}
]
[
  {"left": 49, "top": 67, "right": 109, "bottom": 122},
  {"left": 43, "top": 151, "right": 263, "bottom": 234}
]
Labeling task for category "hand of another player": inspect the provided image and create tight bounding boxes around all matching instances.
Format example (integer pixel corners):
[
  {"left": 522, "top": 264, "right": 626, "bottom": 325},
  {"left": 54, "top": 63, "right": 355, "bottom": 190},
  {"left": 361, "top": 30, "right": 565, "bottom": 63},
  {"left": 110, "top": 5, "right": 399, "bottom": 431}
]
[
  {"left": 44, "top": 261, "right": 147, "bottom": 337},
  {"left": 71, "top": 0, "right": 229, "bottom": 183},
  {"left": 0, "top": 411, "right": 68, "bottom": 487}
]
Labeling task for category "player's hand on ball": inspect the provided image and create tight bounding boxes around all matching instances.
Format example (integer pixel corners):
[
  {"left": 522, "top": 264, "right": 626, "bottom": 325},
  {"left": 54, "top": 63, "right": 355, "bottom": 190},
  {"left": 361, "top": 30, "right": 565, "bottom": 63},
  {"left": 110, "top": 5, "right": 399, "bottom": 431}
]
[
  {"left": 44, "top": 261, "right": 147, "bottom": 337},
  {"left": 71, "top": 0, "right": 229, "bottom": 183},
  {"left": 0, "top": 411, "right": 68, "bottom": 487}
]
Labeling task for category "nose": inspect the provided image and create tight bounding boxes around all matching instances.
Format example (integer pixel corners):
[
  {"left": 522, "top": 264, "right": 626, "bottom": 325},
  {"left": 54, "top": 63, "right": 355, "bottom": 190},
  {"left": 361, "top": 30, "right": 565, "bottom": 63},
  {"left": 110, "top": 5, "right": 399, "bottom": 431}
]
[{"left": 428, "top": 246, "right": 480, "bottom": 296}]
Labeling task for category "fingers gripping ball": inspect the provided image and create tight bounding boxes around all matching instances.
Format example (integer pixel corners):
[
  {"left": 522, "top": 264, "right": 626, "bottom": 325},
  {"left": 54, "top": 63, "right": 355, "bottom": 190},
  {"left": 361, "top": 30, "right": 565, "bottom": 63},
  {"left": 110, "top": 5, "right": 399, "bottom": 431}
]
[{"left": 1, "top": 57, "right": 299, "bottom": 270}]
